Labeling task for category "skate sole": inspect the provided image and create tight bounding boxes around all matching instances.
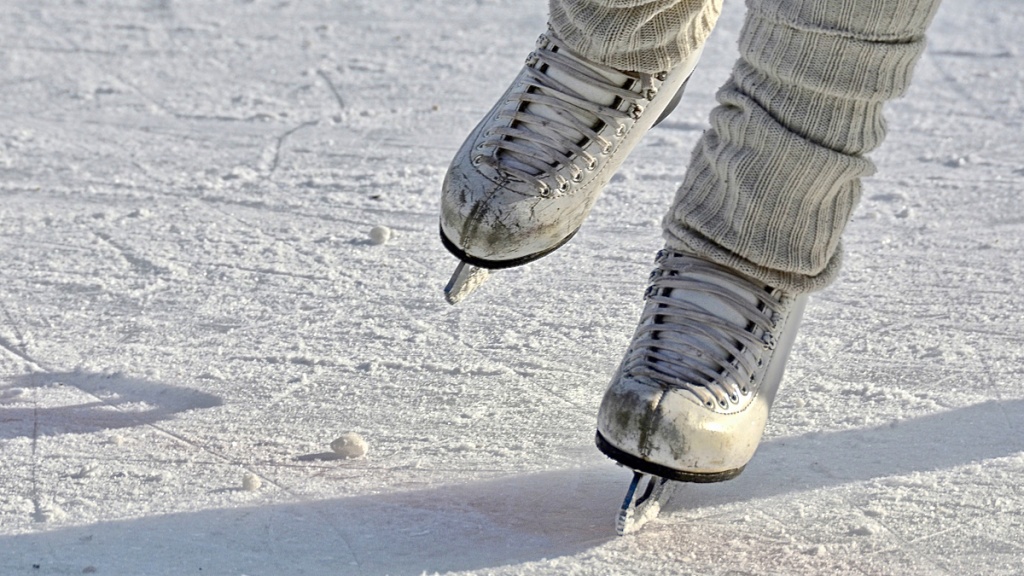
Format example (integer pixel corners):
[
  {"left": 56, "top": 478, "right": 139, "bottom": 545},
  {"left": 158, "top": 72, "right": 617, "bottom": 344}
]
[
  {"left": 439, "top": 224, "right": 578, "bottom": 270},
  {"left": 595, "top": 431, "right": 745, "bottom": 483}
]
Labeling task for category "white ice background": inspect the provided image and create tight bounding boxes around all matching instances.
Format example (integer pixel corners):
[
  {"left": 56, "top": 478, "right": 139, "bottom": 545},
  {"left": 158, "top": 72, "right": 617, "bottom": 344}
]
[{"left": 1, "top": 0, "right": 1023, "bottom": 574}]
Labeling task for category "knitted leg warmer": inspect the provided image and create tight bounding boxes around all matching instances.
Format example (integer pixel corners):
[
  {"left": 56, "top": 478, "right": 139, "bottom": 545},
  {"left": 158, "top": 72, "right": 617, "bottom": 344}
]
[
  {"left": 663, "top": 0, "right": 943, "bottom": 292},
  {"left": 548, "top": 0, "right": 722, "bottom": 73}
]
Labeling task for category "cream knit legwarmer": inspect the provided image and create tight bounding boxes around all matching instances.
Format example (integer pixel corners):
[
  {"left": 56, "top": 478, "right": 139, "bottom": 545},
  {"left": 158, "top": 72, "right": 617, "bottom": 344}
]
[
  {"left": 550, "top": 0, "right": 942, "bottom": 293},
  {"left": 548, "top": 0, "right": 723, "bottom": 74},
  {"left": 663, "top": 0, "right": 943, "bottom": 293}
]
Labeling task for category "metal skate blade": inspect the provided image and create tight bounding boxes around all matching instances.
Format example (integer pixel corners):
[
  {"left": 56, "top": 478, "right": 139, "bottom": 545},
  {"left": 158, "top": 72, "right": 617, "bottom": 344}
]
[
  {"left": 444, "top": 261, "right": 490, "bottom": 305},
  {"left": 616, "top": 470, "right": 670, "bottom": 536}
]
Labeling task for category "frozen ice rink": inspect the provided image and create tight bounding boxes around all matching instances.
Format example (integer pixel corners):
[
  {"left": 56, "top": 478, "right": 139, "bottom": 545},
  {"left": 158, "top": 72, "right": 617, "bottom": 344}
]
[{"left": 2, "top": 0, "right": 1023, "bottom": 574}]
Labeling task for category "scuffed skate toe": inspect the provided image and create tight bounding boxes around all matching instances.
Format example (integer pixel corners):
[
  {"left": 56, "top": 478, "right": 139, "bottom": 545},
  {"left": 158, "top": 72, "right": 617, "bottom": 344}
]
[
  {"left": 440, "top": 162, "right": 580, "bottom": 268},
  {"left": 596, "top": 373, "right": 767, "bottom": 483}
]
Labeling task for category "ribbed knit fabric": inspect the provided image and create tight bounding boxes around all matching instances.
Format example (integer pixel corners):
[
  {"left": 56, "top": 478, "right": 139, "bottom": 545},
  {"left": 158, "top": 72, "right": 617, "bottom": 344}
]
[
  {"left": 662, "top": 0, "right": 943, "bottom": 293},
  {"left": 549, "top": 0, "right": 722, "bottom": 73}
]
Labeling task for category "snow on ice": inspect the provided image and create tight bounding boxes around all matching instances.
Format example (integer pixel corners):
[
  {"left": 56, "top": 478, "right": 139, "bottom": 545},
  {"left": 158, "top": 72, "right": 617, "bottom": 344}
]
[{"left": 0, "top": 0, "right": 1022, "bottom": 575}]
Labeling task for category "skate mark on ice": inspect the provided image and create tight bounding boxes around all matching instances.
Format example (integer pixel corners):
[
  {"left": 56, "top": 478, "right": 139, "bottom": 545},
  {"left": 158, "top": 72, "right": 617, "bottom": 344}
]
[
  {"left": 206, "top": 262, "right": 333, "bottom": 283},
  {"left": 0, "top": 303, "right": 47, "bottom": 371},
  {"left": 924, "top": 46, "right": 998, "bottom": 126},
  {"left": 315, "top": 69, "right": 346, "bottom": 111},
  {"left": 930, "top": 49, "right": 1016, "bottom": 59},
  {"left": 0, "top": 333, "right": 37, "bottom": 368},
  {"left": 260, "top": 119, "right": 319, "bottom": 178},
  {"left": 92, "top": 231, "right": 170, "bottom": 276}
]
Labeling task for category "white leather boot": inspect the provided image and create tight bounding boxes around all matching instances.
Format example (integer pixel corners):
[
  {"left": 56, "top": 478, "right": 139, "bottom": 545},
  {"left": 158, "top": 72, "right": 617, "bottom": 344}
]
[{"left": 597, "top": 250, "right": 807, "bottom": 482}]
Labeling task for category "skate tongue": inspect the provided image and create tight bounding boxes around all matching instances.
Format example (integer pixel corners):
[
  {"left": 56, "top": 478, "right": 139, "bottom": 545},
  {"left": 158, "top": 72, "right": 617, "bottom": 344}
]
[
  {"left": 533, "top": 46, "right": 633, "bottom": 119},
  {"left": 671, "top": 271, "right": 753, "bottom": 327},
  {"left": 498, "top": 40, "right": 636, "bottom": 178},
  {"left": 647, "top": 255, "right": 772, "bottom": 393},
  {"left": 659, "top": 274, "right": 750, "bottom": 382}
]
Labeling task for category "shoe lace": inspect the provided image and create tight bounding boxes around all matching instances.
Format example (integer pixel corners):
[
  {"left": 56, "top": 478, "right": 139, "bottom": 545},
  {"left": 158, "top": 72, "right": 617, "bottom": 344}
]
[
  {"left": 622, "top": 251, "right": 788, "bottom": 411},
  {"left": 474, "top": 33, "right": 663, "bottom": 197}
]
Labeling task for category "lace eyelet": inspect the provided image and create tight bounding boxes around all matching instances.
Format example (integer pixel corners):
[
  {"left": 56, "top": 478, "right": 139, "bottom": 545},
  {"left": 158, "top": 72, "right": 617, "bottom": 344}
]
[
  {"left": 472, "top": 155, "right": 484, "bottom": 166},
  {"left": 615, "top": 125, "right": 626, "bottom": 138}
]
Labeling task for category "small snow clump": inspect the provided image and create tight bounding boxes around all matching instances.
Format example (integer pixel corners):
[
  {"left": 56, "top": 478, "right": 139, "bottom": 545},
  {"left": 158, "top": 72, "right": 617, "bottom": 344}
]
[
  {"left": 368, "top": 225, "right": 392, "bottom": 245},
  {"left": 242, "top": 472, "right": 262, "bottom": 492},
  {"left": 331, "top": 432, "right": 368, "bottom": 459}
]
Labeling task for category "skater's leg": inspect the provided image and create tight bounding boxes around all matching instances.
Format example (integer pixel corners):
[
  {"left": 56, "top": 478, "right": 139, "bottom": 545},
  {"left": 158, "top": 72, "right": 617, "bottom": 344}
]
[
  {"left": 664, "top": 0, "right": 944, "bottom": 293},
  {"left": 439, "top": 0, "right": 721, "bottom": 283},
  {"left": 598, "top": 0, "right": 943, "bottom": 479},
  {"left": 549, "top": 0, "right": 722, "bottom": 73}
]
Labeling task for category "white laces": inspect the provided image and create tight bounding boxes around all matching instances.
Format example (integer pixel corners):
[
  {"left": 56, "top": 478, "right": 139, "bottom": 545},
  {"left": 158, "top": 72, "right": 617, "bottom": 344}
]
[
  {"left": 473, "top": 33, "right": 665, "bottom": 197},
  {"left": 622, "top": 251, "right": 791, "bottom": 411}
]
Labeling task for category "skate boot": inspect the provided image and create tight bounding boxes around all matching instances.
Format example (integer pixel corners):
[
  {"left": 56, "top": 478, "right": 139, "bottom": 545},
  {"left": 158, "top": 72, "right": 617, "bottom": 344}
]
[
  {"left": 440, "top": 31, "right": 702, "bottom": 304},
  {"left": 596, "top": 250, "right": 807, "bottom": 533}
]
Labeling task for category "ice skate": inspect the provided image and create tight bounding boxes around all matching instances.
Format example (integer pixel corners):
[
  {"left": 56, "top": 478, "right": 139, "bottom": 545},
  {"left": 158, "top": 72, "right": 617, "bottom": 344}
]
[
  {"left": 596, "top": 250, "right": 807, "bottom": 534},
  {"left": 440, "top": 31, "right": 701, "bottom": 304}
]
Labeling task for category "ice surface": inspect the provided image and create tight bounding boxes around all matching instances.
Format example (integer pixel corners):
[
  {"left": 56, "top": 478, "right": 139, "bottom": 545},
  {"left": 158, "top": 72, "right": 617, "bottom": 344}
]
[{"left": 1, "top": 0, "right": 1022, "bottom": 575}]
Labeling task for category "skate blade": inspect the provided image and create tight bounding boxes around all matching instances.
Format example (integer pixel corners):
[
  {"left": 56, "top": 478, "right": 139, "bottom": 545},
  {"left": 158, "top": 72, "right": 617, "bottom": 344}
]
[
  {"left": 616, "top": 470, "right": 671, "bottom": 536},
  {"left": 444, "top": 261, "right": 490, "bottom": 305}
]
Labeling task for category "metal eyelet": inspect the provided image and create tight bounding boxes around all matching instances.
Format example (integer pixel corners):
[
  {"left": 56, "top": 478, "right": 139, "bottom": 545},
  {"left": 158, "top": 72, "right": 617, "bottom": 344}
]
[
  {"left": 472, "top": 155, "right": 484, "bottom": 166},
  {"left": 615, "top": 125, "right": 627, "bottom": 137}
]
